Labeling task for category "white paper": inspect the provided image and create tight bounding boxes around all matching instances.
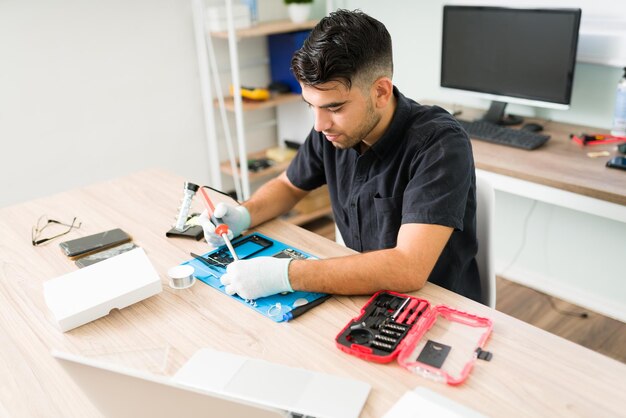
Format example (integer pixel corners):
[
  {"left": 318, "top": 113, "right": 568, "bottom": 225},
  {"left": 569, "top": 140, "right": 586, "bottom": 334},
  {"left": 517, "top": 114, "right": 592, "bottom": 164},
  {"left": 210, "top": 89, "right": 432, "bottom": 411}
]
[{"left": 383, "top": 387, "right": 486, "bottom": 418}]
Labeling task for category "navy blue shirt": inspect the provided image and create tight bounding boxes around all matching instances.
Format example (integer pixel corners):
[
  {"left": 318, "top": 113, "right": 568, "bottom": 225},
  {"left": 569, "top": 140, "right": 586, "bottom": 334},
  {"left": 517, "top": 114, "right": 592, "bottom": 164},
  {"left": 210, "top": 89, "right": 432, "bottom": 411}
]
[{"left": 286, "top": 87, "right": 481, "bottom": 302}]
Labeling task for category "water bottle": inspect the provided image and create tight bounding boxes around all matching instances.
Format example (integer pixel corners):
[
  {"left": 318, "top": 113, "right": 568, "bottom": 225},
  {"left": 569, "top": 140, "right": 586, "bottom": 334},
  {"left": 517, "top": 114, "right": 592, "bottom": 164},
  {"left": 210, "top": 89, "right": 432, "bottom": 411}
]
[{"left": 611, "top": 67, "right": 626, "bottom": 137}]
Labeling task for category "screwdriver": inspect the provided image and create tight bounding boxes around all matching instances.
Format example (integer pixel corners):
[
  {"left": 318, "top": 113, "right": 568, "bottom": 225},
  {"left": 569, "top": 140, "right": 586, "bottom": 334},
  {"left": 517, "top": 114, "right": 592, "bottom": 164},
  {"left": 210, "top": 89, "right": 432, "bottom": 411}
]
[{"left": 199, "top": 187, "right": 239, "bottom": 262}]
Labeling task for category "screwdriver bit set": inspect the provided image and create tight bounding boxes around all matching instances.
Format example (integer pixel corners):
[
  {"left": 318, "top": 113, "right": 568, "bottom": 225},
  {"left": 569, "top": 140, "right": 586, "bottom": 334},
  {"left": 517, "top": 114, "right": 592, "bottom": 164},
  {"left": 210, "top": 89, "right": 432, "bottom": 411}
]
[
  {"left": 335, "top": 290, "right": 494, "bottom": 385},
  {"left": 336, "top": 291, "right": 430, "bottom": 359}
]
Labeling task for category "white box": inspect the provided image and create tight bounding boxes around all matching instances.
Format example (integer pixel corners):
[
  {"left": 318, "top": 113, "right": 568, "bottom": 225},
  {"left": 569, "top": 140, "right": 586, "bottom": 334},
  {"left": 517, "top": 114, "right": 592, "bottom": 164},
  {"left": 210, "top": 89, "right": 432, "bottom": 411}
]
[
  {"left": 43, "top": 248, "right": 162, "bottom": 332},
  {"left": 206, "top": 5, "right": 251, "bottom": 32}
]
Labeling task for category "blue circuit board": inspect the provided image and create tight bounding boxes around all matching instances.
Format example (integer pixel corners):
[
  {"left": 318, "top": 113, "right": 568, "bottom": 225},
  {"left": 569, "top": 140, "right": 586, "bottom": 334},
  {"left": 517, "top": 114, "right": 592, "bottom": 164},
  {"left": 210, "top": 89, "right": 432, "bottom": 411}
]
[{"left": 182, "top": 233, "right": 328, "bottom": 322}]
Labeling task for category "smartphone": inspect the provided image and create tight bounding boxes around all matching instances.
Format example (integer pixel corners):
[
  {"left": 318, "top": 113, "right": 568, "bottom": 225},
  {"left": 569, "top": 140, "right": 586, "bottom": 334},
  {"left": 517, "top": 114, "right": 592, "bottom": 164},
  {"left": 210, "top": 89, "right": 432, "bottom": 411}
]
[
  {"left": 59, "top": 228, "right": 132, "bottom": 259},
  {"left": 199, "top": 234, "right": 273, "bottom": 267},
  {"left": 75, "top": 242, "right": 138, "bottom": 268},
  {"left": 606, "top": 156, "right": 626, "bottom": 171}
]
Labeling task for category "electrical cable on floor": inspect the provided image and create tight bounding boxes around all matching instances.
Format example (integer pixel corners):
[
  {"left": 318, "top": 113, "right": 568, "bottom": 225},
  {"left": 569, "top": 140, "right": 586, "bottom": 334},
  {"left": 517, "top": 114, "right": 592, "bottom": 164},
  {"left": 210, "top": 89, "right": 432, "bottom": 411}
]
[
  {"left": 541, "top": 292, "right": 589, "bottom": 318},
  {"left": 500, "top": 199, "right": 537, "bottom": 276},
  {"left": 499, "top": 199, "right": 588, "bottom": 319}
]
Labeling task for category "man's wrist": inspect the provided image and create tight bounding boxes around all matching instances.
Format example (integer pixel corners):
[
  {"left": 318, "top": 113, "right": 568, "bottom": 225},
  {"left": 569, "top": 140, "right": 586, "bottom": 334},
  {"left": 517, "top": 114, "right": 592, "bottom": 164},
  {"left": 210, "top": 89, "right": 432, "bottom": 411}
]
[
  {"left": 286, "top": 259, "right": 307, "bottom": 292},
  {"left": 283, "top": 258, "right": 294, "bottom": 293},
  {"left": 239, "top": 204, "right": 252, "bottom": 230}
]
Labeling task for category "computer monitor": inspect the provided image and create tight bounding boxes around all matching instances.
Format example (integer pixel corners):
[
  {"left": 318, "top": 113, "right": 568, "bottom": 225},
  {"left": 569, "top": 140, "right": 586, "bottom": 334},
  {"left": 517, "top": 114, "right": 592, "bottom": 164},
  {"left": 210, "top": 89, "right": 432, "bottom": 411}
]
[{"left": 441, "top": 6, "right": 581, "bottom": 125}]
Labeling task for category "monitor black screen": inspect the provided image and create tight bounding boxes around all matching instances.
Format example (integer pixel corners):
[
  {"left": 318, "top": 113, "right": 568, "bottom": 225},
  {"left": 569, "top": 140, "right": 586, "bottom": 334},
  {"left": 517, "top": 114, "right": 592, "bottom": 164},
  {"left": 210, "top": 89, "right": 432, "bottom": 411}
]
[{"left": 441, "top": 6, "right": 581, "bottom": 123}]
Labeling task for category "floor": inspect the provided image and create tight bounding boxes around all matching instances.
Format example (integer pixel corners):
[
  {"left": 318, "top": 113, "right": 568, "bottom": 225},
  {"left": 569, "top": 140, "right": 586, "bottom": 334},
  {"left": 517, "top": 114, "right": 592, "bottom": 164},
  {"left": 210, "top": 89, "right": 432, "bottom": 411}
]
[
  {"left": 301, "top": 216, "right": 626, "bottom": 364},
  {"left": 496, "top": 277, "right": 626, "bottom": 364}
]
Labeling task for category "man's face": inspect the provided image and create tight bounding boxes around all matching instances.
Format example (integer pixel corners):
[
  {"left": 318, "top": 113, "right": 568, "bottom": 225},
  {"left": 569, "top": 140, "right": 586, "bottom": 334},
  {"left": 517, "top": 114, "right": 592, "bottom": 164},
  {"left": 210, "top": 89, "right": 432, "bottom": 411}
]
[{"left": 301, "top": 81, "right": 381, "bottom": 150}]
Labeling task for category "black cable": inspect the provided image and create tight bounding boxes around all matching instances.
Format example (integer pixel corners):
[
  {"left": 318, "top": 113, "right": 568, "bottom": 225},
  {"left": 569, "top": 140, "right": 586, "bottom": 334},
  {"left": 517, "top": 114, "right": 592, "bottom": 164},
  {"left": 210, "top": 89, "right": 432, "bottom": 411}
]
[
  {"left": 541, "top": 293, "right": 588, "bottom": 318},
  {"left": 500, "top": 200, "right": 588, "bottom": 319},
  {"left": 202, "top": 185, "right": 241, "bottom": 204}
]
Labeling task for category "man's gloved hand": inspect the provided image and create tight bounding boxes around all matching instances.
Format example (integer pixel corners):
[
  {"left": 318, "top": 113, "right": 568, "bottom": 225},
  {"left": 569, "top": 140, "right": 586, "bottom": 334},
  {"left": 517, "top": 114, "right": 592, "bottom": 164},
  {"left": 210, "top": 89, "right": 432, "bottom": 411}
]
[
  {"left": 220, "top": 257, "right": 293, "bottom": 300},
  {"left": 198, "top": 203, "right": 251, "bottom": 247}
]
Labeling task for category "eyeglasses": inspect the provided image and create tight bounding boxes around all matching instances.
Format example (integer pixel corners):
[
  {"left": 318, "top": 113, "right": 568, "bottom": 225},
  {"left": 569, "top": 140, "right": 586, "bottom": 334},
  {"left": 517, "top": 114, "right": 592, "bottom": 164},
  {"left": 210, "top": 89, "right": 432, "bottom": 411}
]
[{"left": 31, "top": 215, "right": 82, "bottom": 246}]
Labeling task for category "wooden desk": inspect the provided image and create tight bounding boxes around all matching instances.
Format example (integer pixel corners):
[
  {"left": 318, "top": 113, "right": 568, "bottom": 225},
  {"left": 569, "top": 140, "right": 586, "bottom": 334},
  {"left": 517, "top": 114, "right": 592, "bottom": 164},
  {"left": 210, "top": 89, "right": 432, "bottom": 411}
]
[
  {"left": 455, "top": 105, "right": 626, "bottom": 204},
  {"left": 1, "top": 169, "right": 624, "bottom": 417}
]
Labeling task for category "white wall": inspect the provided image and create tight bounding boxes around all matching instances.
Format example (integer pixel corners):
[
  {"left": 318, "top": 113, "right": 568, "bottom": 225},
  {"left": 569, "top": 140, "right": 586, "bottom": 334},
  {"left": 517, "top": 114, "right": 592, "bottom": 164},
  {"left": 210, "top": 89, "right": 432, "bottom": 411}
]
[
  {"left": 0, "top": 0, "right": 210, "bottom": 207},
  {"left": 344, "top": 0, "right": 626, "bottom": 320}
]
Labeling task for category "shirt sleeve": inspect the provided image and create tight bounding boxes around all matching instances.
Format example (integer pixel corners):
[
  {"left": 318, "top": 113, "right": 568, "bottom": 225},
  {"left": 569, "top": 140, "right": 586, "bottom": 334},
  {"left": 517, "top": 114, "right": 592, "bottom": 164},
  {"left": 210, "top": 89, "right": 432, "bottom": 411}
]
[
  {"left": 286, "top": 129, "right": 327, "bottom": 191},
  {"left": 401, "top": 123, "right": 473, "bottom": 231}
]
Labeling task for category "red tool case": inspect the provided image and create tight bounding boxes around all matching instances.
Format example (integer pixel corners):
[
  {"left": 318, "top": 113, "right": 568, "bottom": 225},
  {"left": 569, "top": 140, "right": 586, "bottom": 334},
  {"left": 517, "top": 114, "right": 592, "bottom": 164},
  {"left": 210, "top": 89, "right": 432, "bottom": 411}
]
[{"left": 335, "top": 290, "right": 493, "bottom": 385}]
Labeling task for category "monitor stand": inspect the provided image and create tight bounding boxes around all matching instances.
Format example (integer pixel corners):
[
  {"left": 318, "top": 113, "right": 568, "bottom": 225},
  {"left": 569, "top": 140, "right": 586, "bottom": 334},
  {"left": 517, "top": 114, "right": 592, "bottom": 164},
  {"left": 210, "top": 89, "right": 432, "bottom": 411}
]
[{"left": 482, "top": 101, "right": 524, "bottom": 126}]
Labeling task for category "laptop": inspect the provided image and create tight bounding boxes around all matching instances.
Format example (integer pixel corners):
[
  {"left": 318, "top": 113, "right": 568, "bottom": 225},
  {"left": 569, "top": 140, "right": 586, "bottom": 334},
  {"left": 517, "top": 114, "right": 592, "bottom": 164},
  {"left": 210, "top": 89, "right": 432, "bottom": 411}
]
[
  {"left": 53, "top": 348, "right": 370, "bottom": 418},
  {"left": 53, "top": 350, "right": 284, "bottom": 417}
]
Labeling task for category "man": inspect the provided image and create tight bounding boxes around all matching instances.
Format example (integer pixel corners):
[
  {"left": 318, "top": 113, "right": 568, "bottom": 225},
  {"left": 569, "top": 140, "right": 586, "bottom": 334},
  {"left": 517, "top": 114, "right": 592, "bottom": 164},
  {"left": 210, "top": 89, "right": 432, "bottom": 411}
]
[{"left": 201, "top": 9, "right": 480, "bottom": 302}]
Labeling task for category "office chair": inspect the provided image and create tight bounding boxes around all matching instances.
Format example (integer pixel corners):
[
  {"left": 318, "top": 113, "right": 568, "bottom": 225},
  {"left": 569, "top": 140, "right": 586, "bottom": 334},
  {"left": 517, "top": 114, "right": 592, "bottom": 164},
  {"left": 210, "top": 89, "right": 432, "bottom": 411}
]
[{"left": 475, "top": 173, "right": 496, "bottom": 308}]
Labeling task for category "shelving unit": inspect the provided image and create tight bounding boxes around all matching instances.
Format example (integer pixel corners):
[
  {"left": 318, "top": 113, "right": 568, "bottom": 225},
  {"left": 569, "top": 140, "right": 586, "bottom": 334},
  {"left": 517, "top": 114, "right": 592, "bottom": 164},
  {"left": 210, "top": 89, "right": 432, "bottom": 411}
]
[
  {"left": 283, "top": 205, "right": 334, "bottom": 225},
  {"left": 210, "top": 19, "right": 318, "bottom": 40},
  {"left": 214, "top": 92, "right": 302, "bottom": 112},
  {"left": 219, "top": 148, "right": 290, "bottom": 182},
  {"left": 191, "top": 0, "right": 332, "bottom": 225},
  {"left": 282, "top": 185, "right": 333, "bottom": 225}
]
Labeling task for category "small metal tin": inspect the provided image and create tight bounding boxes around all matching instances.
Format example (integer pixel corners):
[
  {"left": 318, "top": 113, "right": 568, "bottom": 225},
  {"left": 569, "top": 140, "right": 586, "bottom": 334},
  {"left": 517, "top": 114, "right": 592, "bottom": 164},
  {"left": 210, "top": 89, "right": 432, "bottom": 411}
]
[{"left": 167, "top": 265, "right": 195, "bottom": 289}]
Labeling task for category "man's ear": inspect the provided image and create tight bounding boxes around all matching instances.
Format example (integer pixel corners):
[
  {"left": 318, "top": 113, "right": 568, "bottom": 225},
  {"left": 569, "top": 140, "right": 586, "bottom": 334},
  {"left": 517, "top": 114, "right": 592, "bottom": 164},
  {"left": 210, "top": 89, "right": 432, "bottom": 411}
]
[{"left": 372, "top": 77, "right": 393, "bottom": 108}]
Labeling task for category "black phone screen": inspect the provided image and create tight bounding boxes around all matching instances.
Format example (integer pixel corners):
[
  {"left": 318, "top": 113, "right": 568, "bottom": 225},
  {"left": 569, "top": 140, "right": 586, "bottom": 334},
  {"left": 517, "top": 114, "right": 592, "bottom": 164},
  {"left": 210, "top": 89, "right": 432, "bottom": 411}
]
[
  {"left": 607, "top": 156, "right": 626, "bottom": 171},
  {"left": 59, "top": 228, "right": 131, "bottom": 258},
  {"left": 206, "top": 234, "right": 273, "bottom": 266},
  {"left": 235, "top": 240, "right": 267, "bottom": 259}
]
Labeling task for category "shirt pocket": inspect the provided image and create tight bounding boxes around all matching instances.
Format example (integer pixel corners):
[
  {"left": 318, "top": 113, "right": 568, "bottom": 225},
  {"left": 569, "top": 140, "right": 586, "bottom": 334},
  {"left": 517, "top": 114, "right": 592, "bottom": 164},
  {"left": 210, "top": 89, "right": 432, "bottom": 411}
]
[{"left": 373, "top": 194, "right": 403, "bottom": 248}]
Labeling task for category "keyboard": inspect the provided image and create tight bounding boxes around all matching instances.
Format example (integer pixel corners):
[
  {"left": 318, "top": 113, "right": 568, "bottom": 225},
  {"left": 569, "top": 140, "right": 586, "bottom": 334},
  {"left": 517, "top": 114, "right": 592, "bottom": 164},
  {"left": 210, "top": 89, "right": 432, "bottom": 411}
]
[{"left": 457, "top": 120, "right": 550, "bottom": 150}]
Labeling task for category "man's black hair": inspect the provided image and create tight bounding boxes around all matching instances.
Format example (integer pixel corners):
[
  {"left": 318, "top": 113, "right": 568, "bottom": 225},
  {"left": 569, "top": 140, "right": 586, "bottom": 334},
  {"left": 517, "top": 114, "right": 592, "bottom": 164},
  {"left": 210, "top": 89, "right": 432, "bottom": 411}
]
[{"left": 291, "top": 9, "right": 393, "bottom": 90}]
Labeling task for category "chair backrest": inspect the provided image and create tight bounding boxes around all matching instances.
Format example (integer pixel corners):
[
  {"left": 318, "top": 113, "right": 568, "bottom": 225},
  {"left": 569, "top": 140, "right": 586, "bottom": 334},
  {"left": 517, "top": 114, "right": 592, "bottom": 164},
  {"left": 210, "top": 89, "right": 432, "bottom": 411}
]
[{"left": 475, "top": 173, "right": 496, "bottom": 308}]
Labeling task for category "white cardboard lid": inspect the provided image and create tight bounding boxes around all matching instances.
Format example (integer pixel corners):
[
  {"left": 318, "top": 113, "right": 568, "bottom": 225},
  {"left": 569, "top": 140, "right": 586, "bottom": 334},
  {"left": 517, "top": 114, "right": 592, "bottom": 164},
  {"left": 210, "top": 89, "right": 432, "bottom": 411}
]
[{"left": 43, "top": 247, "right": 162, "bottom": 332}]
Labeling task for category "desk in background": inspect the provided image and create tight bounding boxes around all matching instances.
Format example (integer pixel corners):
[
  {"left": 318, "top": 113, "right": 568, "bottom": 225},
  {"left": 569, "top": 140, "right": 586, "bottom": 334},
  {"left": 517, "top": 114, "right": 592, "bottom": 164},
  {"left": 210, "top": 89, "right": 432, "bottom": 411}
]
[
  {"left": 429, "top": 101, "right": 626, "bottom": 212},
  {"left": 427, "top": 101, "right": 626, "bottom": 322},
  {"left": 0, "top": 169, "right": 625, "bottom": 417}
]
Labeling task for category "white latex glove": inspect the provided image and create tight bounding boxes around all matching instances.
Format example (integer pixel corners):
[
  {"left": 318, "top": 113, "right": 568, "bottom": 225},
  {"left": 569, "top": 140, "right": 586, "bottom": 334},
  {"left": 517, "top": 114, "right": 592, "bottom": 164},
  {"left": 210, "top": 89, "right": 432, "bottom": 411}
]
[
  {"left": 198, "top": 203, "right": 251, "bottom": 248},
  {"left": 220, "top": 257, "right": 293, "bottom": 300}
]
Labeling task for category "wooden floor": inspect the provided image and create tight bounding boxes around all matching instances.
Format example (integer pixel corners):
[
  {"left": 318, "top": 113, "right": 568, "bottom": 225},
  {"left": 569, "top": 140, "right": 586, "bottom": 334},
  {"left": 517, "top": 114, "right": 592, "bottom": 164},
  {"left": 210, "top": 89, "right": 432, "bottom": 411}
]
[
  {"left": 496, "top": 277, "right": 626, "bottom": 364},
  {"left": 301, "top": 216, "right": 626, "bottom": 364}
]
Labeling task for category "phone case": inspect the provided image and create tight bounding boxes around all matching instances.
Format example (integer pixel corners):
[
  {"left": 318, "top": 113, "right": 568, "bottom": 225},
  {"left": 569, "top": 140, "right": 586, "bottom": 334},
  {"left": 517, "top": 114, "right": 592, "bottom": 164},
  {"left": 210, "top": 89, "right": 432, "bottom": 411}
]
[{"left": 335, "top": 290, "right": 493, "bottom": 385}]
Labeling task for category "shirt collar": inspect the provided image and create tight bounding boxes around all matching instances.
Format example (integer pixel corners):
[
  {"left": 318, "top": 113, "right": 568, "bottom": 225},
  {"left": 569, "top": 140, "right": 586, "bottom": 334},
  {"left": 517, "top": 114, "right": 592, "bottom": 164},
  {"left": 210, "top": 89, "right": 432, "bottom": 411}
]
[{"left": 366, "top": 86, "right": 411, "bottom": 160}]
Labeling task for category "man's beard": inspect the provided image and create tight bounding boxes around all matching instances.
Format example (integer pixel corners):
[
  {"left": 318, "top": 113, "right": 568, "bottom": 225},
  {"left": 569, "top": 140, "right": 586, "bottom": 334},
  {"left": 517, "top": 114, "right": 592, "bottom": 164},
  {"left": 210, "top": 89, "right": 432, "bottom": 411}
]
[{"left": 327, "top": 99, "right": 381, "bottom": 150}]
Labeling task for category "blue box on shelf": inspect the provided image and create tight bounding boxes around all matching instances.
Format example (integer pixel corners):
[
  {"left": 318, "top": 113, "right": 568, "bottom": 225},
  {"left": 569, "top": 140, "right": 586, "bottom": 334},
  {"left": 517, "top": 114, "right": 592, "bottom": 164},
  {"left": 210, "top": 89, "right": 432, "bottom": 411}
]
[{"left": 268, "top": 30, "right": 311, "bottom": 94}]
